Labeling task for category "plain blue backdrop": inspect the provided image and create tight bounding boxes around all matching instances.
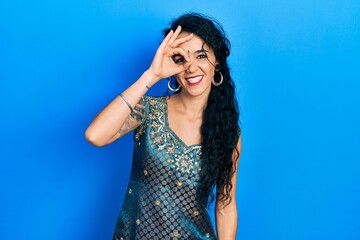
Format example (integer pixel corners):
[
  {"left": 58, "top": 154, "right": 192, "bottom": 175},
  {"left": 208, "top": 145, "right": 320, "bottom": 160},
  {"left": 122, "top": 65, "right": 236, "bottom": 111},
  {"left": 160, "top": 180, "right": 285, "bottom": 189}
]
[{"left": 1, "top": 0, "right": 359, "bottom": 239}]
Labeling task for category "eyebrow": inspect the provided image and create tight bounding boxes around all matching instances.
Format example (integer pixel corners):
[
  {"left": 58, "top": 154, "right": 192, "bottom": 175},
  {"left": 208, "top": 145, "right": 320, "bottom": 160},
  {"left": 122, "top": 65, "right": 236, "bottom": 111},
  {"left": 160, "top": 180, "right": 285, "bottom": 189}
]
[
  {"left": 173, "top": 49, "right": 208, "bottom": 57},
  {"left": 186, "top": 49, "right": 209, "bottom": 54},
  {"left": 195, "top": 49, "right": 208, "bottom": 54}
]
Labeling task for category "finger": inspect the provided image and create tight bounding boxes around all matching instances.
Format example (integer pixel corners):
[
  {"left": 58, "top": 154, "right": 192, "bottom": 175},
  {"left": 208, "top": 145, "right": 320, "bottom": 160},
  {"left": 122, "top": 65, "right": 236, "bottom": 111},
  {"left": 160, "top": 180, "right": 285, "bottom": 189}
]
[
  {"left": 172, "top": 47, "right": 191, "bottom": 62},
  {"left": 183, "top": 60, "right": 192, "bottom": 69},
  {"left": 171, "top": 33, "right": 194, "bottom": 48},
  {"left": 159, "top": 30, "right": 174, "bottom": 49},
  {"left": 167, "top": 25, "right": 182, "bottom": 46},
  {"left": 172, "top": 65, "right": 189, "bottom": 76},
  {"left": 176, "top": 61, "right": 193, "bottom": 74}
]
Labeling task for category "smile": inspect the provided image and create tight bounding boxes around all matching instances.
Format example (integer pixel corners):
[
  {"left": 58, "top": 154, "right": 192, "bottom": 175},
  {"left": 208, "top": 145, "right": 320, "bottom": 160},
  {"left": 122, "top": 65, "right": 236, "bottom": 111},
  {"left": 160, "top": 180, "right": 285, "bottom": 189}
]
[{"left": 185, "top": 75, "right": 203, "bottom": 86}]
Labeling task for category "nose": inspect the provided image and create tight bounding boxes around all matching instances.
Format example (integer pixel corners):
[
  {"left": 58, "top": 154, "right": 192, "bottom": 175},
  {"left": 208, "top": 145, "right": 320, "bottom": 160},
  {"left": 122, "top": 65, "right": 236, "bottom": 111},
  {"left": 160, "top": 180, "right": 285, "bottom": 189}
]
[{"left": 186, "top": 59, "right": 198, "bottom": 74}]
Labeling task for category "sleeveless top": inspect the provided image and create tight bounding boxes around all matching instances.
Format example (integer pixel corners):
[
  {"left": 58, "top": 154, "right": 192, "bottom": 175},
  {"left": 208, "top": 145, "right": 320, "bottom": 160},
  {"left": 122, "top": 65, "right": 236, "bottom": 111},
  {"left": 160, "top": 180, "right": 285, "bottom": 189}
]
[{"left": 112, "top": 96, "right": 216, "bottom": 240}]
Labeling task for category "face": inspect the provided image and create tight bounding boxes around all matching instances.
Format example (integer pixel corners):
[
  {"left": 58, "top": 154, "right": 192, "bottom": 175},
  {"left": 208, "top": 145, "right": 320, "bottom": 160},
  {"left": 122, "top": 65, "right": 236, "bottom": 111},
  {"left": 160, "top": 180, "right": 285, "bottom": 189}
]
[{"left": 172, "top": 32, "right": 218, "bottom": 98}]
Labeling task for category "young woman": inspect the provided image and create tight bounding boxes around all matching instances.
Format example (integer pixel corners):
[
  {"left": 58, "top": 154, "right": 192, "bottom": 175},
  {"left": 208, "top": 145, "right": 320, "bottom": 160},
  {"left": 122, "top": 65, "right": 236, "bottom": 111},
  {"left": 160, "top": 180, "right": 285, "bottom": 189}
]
[{"left": 86, "top": 13, "right": 242, "bottom": 240}]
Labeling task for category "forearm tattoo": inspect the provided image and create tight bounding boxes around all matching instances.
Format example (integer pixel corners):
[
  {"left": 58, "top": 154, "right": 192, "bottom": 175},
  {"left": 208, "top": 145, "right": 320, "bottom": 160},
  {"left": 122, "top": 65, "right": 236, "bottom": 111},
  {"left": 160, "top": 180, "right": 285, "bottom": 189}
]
[{"left": 118, "top": 95, "right": 147, "bottom": 136}]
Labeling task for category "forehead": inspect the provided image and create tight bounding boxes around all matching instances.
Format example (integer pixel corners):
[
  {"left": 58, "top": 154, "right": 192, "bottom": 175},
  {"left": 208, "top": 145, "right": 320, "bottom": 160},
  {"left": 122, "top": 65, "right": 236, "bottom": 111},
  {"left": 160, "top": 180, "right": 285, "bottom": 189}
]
[{"left": 177, "top": 32, "right": 214, "bottom": 53}]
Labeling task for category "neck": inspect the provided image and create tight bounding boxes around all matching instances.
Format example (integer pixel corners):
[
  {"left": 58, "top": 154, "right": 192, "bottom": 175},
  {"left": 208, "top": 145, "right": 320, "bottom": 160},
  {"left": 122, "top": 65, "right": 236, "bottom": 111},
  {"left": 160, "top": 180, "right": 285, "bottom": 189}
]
[{"left": 173, "top": 92, "right": 209, "bottom": 120}]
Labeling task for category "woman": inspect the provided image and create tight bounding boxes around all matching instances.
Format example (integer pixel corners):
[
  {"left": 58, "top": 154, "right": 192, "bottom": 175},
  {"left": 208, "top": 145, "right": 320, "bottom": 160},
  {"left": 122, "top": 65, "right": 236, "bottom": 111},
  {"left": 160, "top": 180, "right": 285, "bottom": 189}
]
[{"left": 86, "top": 13, "right": 242, "bottom": 240}]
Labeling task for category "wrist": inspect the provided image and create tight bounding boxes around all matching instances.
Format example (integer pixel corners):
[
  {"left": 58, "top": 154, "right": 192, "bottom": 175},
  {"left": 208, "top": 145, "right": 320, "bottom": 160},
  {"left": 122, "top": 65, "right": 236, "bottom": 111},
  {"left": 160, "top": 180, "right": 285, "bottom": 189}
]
[{"left": 142, "top": 69, "right": 160, "bottom": 87}]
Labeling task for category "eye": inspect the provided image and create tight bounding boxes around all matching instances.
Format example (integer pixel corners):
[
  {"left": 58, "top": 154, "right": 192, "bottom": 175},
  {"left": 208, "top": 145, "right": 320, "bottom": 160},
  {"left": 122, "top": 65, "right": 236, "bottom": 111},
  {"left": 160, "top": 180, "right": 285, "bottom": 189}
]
[
  {"left": 172, "top": 55, "right": 185, "bottom": 64},
  {"left": 197, "top": 54, "right": 208, "bottom": 59}
]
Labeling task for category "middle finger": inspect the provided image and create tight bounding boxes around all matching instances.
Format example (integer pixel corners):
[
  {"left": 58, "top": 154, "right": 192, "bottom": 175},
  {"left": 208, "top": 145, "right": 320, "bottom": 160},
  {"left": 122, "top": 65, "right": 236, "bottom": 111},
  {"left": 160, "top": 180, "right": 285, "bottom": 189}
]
[{"left": 171, "top": 33, "right": 194, "bottom": 48}]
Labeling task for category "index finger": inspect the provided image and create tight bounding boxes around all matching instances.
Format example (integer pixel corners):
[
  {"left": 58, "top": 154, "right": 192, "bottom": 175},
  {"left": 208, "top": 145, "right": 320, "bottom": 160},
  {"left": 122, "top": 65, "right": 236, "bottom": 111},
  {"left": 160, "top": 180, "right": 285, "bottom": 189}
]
[
  {"left": 167, "top": 25, "right": 182, "bottom": 47},
  {"left": 159, "top": 29, "right": 174, "bottom": 49}
]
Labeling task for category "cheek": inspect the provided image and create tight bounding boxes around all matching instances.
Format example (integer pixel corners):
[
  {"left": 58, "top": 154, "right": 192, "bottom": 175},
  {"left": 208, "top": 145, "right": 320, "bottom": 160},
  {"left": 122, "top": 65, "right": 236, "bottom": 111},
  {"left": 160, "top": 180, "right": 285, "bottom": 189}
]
[
  {"left": 198, "top": 61, "right": 215, "bottom": 75},
  {"left": 174, "top": 74, "right": 185, "bottom": 85}
]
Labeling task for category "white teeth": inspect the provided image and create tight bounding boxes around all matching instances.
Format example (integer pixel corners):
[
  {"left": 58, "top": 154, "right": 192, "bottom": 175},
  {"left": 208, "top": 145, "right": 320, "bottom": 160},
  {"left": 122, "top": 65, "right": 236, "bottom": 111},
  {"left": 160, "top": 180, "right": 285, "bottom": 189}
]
[{"left": 187, "top": 76, "right": 203, "bottom": 83}]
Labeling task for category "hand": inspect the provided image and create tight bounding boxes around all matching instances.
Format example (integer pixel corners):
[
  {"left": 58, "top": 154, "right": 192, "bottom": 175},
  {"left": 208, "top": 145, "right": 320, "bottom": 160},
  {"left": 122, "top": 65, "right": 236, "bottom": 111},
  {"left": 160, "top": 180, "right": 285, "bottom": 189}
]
[{"left": 147, "top": 26, "right": 193, "bottom": 83}]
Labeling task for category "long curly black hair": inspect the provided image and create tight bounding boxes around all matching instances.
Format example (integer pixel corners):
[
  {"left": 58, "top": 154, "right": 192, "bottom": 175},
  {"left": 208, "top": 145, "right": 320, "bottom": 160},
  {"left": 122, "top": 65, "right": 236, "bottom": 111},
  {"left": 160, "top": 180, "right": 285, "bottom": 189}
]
[{"left": 163, "top": 13, "right": 241, "bottom": 207}]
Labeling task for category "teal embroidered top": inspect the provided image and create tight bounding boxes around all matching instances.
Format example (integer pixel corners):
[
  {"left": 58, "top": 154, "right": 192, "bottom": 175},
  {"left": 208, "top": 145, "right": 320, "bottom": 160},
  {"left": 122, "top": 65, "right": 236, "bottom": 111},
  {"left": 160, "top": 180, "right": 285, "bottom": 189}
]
[{"left": 112, "top": 96, "right": 216, "bottom": 240}]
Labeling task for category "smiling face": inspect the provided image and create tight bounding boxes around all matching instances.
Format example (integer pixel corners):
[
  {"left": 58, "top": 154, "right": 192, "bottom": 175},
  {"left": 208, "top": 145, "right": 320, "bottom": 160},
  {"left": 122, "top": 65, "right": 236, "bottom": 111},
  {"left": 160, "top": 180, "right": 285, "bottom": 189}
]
[{"left": 172, "top": 32, "right": 217, "bottom": 99}]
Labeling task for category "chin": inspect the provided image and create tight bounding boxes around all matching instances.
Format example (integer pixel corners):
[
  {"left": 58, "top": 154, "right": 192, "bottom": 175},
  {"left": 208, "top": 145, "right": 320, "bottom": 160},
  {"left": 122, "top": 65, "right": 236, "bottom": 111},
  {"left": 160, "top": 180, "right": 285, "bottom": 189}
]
[{"left": 183, "top": 87, "right": 211, "bottom": 98}]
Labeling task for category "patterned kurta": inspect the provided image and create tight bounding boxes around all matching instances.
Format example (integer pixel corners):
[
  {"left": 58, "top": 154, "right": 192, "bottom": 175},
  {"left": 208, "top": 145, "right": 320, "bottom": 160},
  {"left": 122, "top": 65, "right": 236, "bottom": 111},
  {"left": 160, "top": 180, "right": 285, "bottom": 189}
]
[{"left": 112, "top": 96, "right": 216, "bottom": 240}]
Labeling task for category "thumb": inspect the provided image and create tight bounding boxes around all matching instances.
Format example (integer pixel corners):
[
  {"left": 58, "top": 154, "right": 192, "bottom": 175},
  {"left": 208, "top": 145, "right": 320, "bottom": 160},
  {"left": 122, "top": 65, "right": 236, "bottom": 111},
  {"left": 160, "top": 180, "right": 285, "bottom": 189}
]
[{"left": 183, "top": 61, "right": 192, "bottom": 71}]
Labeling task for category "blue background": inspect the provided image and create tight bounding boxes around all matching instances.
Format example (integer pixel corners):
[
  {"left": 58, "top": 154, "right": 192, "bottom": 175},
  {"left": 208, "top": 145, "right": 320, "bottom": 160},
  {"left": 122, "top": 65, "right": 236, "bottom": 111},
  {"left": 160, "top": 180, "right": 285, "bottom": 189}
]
[{"left": 1, "top": 0, "right": 359, "bottom": 239}]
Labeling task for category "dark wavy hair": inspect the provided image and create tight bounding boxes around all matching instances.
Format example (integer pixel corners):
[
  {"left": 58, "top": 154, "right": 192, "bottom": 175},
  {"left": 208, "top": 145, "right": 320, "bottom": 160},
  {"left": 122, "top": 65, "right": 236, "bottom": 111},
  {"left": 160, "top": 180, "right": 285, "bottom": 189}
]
[{"left": 163, "top": 13, "right": 241, "bottom": 207}]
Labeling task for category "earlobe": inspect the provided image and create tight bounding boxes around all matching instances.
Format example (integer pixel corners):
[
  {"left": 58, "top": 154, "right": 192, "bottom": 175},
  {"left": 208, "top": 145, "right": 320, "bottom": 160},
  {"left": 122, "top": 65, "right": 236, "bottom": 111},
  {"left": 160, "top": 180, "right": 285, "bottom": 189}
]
[{"left": 215, "top": 63, "right": 221, "bottom": 71}]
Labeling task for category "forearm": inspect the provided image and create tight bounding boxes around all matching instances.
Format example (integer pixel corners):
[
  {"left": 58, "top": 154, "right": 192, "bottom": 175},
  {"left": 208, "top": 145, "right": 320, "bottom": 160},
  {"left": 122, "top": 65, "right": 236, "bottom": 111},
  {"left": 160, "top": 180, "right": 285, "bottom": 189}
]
[
  {"left": 216, "top": 205, "right": 238, "bottom": 240},
  {"left": 85, "top": 26, "right": 194, "bottom": 147},
  {"left": 85, "top": 70, "right": 157, "bottom": 146}
]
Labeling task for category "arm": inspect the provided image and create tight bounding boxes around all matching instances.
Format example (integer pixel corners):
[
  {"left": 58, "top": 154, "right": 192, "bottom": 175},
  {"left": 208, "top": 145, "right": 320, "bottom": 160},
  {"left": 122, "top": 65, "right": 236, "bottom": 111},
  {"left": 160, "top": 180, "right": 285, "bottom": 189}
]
[
  {"left": 85, "top": 26, "right": 193, "bottom": 147},
  {"left": 85, "top": 71, "right": 154, "bottom": 147},
  {"left": 215, "top": 136, "right": 242, "bottom": 240}
]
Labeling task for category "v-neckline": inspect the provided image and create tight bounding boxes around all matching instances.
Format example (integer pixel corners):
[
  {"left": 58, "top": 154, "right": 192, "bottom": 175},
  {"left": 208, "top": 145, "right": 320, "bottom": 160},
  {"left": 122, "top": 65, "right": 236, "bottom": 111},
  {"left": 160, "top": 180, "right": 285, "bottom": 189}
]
[{"left": 163, "top": 97, "right": 202, "bottom": 149}]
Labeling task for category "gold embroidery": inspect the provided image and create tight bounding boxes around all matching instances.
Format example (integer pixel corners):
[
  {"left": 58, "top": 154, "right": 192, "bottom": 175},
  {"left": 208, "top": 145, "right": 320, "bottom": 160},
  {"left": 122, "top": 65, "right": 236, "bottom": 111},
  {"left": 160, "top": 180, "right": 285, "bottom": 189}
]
[
  {"left": 113, "top": 97, "right": 215, "bottom": 240},
  {"left": 146, "top": 97, "right": 202, "bottom": 175},
  {"left": 176, "top": 181, "right": 183, "bottom": 187},
  {"left": 173, "top": 230, "right": 180, "bottom": 237}
]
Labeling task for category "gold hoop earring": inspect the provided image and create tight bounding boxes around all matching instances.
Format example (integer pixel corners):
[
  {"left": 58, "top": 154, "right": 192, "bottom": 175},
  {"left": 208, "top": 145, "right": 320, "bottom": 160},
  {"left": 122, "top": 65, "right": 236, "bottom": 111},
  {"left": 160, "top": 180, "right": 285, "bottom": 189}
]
[
  {"left": 168, "top": 79, "right": 181, "bottom": 92},
  {"left": 212, "top": 71, "right": 223, "bottom": 86}
]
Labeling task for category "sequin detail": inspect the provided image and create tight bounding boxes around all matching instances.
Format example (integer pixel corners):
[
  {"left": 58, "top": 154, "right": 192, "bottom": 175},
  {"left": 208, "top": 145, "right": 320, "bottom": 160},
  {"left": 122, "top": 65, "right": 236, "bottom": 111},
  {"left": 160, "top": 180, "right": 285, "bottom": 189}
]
[{"left": 112, "top": 96, "right": 216, "bottom": 240}]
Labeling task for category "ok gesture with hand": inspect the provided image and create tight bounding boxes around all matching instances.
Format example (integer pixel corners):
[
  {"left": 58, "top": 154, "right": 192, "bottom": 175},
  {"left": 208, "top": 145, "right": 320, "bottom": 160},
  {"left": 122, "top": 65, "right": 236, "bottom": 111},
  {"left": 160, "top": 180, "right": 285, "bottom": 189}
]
[{"left": 147, "top": 26, "right": 193, "bottom": 83}]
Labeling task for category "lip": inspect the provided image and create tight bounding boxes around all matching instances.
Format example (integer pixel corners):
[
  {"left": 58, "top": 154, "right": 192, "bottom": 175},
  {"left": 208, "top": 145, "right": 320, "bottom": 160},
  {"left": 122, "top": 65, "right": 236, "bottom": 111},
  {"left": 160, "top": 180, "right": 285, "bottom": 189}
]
[{"left": 185, "top": 75, "right": 203, "bottom": 86}]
